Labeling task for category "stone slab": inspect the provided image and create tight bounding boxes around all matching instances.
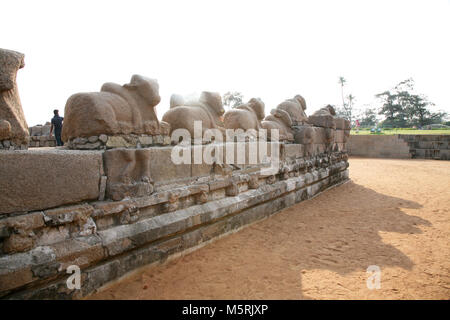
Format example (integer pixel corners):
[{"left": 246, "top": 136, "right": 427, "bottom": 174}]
[{"left": 0, "top": 149, "right": 103, "bottom": 215}]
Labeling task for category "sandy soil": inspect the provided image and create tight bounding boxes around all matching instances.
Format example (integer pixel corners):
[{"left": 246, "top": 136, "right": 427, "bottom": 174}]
[{"left": 89, "top": 158, "right": 450, "bottom": 299}]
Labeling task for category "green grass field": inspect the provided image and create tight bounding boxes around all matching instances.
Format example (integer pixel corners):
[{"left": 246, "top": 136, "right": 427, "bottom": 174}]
[{"left": 350, "top": 128, "right": 450, "bottom": 135}]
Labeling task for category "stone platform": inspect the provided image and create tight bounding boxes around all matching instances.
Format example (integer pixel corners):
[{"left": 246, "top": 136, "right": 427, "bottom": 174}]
[{"left": 0, "top": 141, "right": 349, "bottom": 299}]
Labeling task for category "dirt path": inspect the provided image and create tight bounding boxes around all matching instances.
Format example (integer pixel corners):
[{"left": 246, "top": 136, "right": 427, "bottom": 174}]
[{"left": 89, "top": 158, "right": 450, "bottom": 299}]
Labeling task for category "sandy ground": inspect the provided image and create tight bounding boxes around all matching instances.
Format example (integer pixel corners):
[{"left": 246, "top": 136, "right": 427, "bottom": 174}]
[{"left": 89, "top": 158, "right": 450, "bottom": 299}]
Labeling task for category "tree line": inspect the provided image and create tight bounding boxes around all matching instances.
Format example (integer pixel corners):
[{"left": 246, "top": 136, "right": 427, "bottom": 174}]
[
  {"left": 222, "top": 77, "right": 449, "bottom": 129},
  {"left": 336, "top": 77, "right": 448, "bottom": 128}
]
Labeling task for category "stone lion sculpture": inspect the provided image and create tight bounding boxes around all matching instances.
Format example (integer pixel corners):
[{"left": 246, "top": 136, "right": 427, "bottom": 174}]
[
  {"left": 223, "top": 98, "right": 265, "bottom": 131},
  {"left": 62, "top": 74, "right": 163, "bottom": 141},
  {"left": 162, "top": 91, "right": 225, "bottom": 138},
  {"left": 276, "top": 95, "right": 308, "bottom": 126},
  {"left": 261, "top": 108, "right": 294, "bottom": 142},
  {"left": 0, "top": 48, "right": 29, "bottom": 147}
]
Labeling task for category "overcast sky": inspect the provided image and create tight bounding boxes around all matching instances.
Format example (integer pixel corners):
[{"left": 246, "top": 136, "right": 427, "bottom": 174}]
[{"left": 2, "top": 0, "right": 449, "bottom": 126}]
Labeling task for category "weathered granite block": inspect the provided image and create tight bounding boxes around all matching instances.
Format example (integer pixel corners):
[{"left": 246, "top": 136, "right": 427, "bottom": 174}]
[
  {"left": 335, "top": 129, "right": 345, "bottom": 143},
  {"left": 190, "top": 142, "right": 277, "bottom": 177},
  {"left": 0, "top": 149, "right": 103, "bottom": 215},
  {"left": 147, "top": 146, "right": 192, "bottom": 184},
  {"left": 281, "top": 143, "right": 304, "bottom": 160},
  {"left": 334, "top": 118, "right": 350, "bottom": 130}
]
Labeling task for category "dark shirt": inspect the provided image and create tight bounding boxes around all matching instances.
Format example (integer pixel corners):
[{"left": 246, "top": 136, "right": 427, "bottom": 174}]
[{"left": 51, "top": 115, "right": 64, "bottom": 132}]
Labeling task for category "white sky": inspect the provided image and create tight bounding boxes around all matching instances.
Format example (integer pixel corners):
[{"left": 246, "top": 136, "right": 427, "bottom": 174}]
[{"left": 2, "top": 0, "right": 449, "bottom": 126}]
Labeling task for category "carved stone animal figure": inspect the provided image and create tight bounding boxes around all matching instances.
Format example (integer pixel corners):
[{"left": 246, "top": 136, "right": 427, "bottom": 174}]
[
  {"left": 261, "top": 109, "right": 294, "bottom": 142},
  {"left": 324, "top": 127, "right": 335, "bottom": 151},
  {"left": 0, "top": 120, "right": 11, "bottom": 140},
  {"left": 223, "top": 98, "right": 265, "bottom": 131},
  {"left": 294, "top": 125, "right": 314, "bottom": 145},
  {"left": 62, "top": 75, "right": 163, "bottom": 141},
  {"left": 0, "top": 48, "right": 29, "bottom": 146},
  {"left": 162, "top": 91, "right": 225, "bottom": 138},
  {"left": 170, "top": 94, "right": 185, "bottom": 108},
  {"left": 308, "top": 104, "right": 337, "bottom": 129},
  {"left": 276, "top": 95, "right": 308, "bottom": 125},
  {"left": 104, "top": 148, "right": 153, "bottom": 200}
]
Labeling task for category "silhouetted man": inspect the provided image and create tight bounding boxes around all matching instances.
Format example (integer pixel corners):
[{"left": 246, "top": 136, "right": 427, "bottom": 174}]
[{"left": 50, "top": 109, "right": 64, "bottom": 146}]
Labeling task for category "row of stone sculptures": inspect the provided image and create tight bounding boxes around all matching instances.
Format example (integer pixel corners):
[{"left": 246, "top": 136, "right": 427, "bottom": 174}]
[
  {"left": 61, "top": 74, "right": 349, "bottom": 146},
  {"left": 1, "top": 47, "right": 349, "bottom": 150}
]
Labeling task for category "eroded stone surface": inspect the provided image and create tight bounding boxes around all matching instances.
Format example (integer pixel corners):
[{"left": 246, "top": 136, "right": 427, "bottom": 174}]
[
  {"left": 308, "top": 105, "right": 336, "bottom": 129},
  {"left": 276, "top": 95, "right": 308, "bottom": 126},
  {"left": 261, "top": 109, "right": 294, "bottom": 142},
  {"left": 162, "top": 91, "right": 225, "bottom": 137},
  {"left": 62, "top": 75, "right": 165, "bottom": 142},
  {"left": 223, "top": 98, "right": 265, "bottom": 132},
  {"left": 0, "top": 48, "right": 29, "bottom": 148},
  {"left": 0, "top": 149, "right": 103, "bottom": 215}
]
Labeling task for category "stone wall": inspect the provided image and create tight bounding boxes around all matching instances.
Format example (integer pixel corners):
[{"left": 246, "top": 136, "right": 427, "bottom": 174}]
[
  {"left": 398, "top": 134, "right": 450, "bottom": 160},
  {"left": 27, "top": 123, "right": 57, "bottom": 148},
  {"left": 0, "top": 141, "right": 349, "bottom": 299},
  {"left": 28, "top": 136, "right": 57, "bottom": 148},
  {"left": 347, "top": 135, "right": 412, "bottom": 159},
  {"left": 348, "top": 134, "right": 450, "bottom": 160}
]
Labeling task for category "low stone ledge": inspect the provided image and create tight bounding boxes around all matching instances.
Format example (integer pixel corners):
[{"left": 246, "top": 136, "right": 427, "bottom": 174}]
[
  {"left": 0, "top": 212, "right": 45, "bottom": 231},
  {"left": 66, "top": 134, "right": 171, "bottom": 150},
  {"left": 0, "top": 246, "right": 57, "bottom": 294},
  {"left": 96, "top": 165, "right": 343, "bottom": 259},
  {"left": 28, "top": 135, "right": 56, "bottom": 148},
  {"left": 0, "top": 139, "right": 28, "bottom": 150},
  {"left": 89, "top": 156, "right": 338, "bottom": 229},
  {"left": 0, "top": 234, "right": 105, "bottom": 296},
  {"left": 43, "top": 204, "right": 94, "bottom": 227}
]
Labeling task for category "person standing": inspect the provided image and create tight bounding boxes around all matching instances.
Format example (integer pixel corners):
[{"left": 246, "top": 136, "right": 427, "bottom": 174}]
[{"left": 49, "top": 109, "right": 64, "bottom": 146}]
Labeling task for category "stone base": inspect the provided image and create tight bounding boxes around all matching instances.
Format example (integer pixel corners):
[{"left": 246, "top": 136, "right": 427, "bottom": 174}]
[
  {"left": 0, "top": 141, "right": 349, "bottom": 299},
  {"left": 67, "top": 134, "right": 172, "bottom": 150},
  {"left": 1, "top": 165, "right": 349, "bottom": 299},
  {"left": 28, "top": 135, "right": 56, "bottom": 148},
  {"left": 0, "top": 139, "right": 28, "bottom": 150},
  {"left": 107, "top": 181, "right": 154, "bottom": 201}
]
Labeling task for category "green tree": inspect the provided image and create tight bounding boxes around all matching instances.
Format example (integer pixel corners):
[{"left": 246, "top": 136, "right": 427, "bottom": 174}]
[
  {"left": 335, "top": 94, "right": 356, "bottom": 123},
  {"left": 337, "top": 77, "right": 355, "bottom": 124},
  {"left": 358, "top": 107, "right": 377, "bottom": 127},
  {"left": 222, "top": 91, "right": 243, "bottom": 109},
  {"left": 376, "top": 78, "right": 438, "bottom": 128}
]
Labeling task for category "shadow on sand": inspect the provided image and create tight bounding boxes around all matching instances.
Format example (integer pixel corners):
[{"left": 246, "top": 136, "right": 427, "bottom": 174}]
[
  {"left": 244, "top": 180, "right": 432, "bottom": 298},
  {"left": 89, "top": 180, "right": 432, "bottom": 299}
]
